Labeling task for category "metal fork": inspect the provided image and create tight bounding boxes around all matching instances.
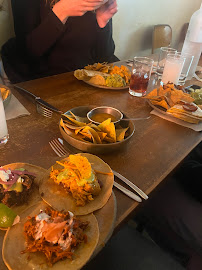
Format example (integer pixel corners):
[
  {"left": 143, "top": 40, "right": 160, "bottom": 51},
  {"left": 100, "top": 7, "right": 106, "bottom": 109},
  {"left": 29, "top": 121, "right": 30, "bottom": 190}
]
[
  {"left": 14, "top": 85, "right": 63, "bottom": 118},
  {"left": 36, "top": 103, "right": 53, "bottom": 118},
  {"left": 49, "top": 138, "right": 145, "bottom": 202},
  {"left": 49, "top": 138, "right": 69, "bottom": 157}
]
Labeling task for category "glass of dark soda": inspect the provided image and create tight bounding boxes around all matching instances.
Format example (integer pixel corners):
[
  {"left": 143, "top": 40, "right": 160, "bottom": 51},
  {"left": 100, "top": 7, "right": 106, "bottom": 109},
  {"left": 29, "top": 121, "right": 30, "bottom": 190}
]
[{"left": 129, "top": 57, "right": 154, "bottom": 97}]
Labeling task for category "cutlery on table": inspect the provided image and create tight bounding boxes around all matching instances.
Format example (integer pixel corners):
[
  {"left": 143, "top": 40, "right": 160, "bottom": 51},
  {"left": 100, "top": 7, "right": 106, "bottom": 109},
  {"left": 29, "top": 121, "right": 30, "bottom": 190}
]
[
  {"left": 49, "top": 138, "right": 148, "bottom": 202},
  {"left": 14, "top": 85, "right": 63, "bottom": 118}
]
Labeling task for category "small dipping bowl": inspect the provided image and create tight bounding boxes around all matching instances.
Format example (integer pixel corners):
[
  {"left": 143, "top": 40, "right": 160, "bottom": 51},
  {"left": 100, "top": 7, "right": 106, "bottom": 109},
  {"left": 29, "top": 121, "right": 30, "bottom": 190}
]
[{"left": 87, "top": 106, "right": 123, "bottom": 125}]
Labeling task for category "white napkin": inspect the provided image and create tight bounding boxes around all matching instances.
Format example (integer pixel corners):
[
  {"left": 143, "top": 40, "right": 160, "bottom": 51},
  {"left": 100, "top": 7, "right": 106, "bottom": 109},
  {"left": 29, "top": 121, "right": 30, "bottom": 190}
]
[
  {"left": 150, "top": 109, "right": 202, "bottom": 132},
  {"left": 5, "top": 94, "right": 30, "bottom": 120}
]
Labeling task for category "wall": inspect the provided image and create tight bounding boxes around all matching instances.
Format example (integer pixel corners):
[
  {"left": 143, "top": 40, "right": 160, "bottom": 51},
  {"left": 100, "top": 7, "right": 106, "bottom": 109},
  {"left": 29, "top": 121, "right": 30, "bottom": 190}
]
[
  {"left": 113, "top": 0, "right": 202, "bottom": 60},
  {"left": 0, "top": 0, "right": 14, "bottom": 51}
]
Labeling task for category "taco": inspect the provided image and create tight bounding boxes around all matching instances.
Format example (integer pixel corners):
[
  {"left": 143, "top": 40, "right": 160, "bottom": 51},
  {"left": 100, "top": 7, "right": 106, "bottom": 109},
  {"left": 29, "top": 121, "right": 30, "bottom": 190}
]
[
  {"left": 0, "top": 163, "right": 47, "bottom": 215},
  {"left": 39, "top": 153, "right": 114, "bottom": 215},
  {"left": 2, "top": 201, "right": 99, "bottom": 270}
]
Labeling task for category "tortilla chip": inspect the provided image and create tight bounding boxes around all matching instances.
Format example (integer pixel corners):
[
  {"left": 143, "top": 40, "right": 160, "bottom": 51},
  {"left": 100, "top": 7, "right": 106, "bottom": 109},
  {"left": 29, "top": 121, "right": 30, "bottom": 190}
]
[
  {"left": 151, "top": 99, "right": 169, "bottom": 110},
  {"left": 81, "top": 126, "right": 101, "bottom": 144},
  {"left": 62, "top": 114, "right": 87, "bottom": 127},
  {"left": 97, "top": 132, "right": 107, "bottom": 141},
  {"left": 146, "top": 88, "right": 158, "bottom": 99},
  {"left": 2, "top": 201, "right": 99, "bottom": 270},
  {"left": 0, "top": 87, "right": 10, "bottom": 100},
  {"left": 39, "top": 153, "right": 114, "bottom": 215},
  {"left": 116, "top": 127, "right": 129, "bottom": 142}
]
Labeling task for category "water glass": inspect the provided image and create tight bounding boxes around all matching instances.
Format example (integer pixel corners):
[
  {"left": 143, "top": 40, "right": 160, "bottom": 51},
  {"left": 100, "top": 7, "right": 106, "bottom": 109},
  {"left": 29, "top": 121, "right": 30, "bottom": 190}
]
[
  {"left": 129, "top": 57, "right": 154, "bottom": 97},
  {"left": 178, "top": 52, "right": 194, "bottom": 84},
  {"left": 161, "top": 53, "right": 186, "bottom": 85},
  {"left": 0, "top": 92, "right": 9, "bottom": 146},
  {"left": 157, "top": 47, "right": 177, "bottom": 79}
]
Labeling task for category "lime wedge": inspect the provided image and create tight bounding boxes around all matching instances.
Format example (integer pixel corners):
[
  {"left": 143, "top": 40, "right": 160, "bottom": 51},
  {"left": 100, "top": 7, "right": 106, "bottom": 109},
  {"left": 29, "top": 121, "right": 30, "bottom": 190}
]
[{"left": 0, "top": 203, "right": 17, "bottom": 228}]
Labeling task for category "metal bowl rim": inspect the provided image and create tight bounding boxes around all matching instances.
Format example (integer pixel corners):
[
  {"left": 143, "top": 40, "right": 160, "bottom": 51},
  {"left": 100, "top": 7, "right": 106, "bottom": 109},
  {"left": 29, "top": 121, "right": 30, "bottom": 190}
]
[{"left": 87, "top": 106, "right": 123, "bottom": 125}]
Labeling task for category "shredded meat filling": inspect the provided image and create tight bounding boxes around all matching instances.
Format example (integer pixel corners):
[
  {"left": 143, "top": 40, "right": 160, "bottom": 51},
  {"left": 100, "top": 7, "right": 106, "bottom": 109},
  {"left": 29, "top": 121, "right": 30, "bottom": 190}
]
[{"left": 22, "top": 207, "right": 89, "bottom": 266}]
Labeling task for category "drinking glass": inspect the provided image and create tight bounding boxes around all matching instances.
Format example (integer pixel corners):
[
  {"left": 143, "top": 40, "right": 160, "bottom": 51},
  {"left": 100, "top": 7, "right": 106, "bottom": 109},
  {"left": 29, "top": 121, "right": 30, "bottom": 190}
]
[
  {"left": 157, "top": 47, "right": 177, "bottom": 79},
  {"left": 161, "top": 53, "right": 186, "bottom": 85},
  {"left": 0, "top": 91, "right": 9, "bottom": 146},
  {"left": 178, "top": 52, "right": 194, "bottom": 85},
  {"left": 129, "top": 57, "right": 154, "bottom": 97}
]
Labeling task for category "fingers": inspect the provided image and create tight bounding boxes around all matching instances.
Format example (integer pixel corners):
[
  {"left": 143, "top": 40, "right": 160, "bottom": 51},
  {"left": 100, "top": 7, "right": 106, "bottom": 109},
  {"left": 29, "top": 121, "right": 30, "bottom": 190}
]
[{"left": 82, "top": 0, "right": 106, "bottom": 10}]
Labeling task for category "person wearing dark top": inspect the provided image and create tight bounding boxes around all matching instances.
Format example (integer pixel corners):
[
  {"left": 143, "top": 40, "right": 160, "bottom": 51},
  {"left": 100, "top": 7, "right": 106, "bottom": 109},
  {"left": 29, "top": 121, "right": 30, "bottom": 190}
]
[
  {"left": 1, "top": 0, "right": 118, "bottom": 83},
  {"left": 136, "top": 142, "right": 202, "bottom": 269}
]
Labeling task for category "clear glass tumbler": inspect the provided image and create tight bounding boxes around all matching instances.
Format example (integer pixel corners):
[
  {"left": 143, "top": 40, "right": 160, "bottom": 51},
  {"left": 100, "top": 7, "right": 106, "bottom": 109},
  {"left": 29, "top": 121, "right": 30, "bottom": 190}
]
[
  {"left": 161, "top": 53, "right": 186, "bottom": 85},
  {"left": 178, "top": 52, "right": 194, "bottom": 85},
  {"left": 157, "top": 47, "right": 177, "bottom": 79},
  {"left": 0, "top": 91, "right": 9, "bottom": 146},
  {"left": 129, "top": 57, "right": 154, "bottom": 97}
]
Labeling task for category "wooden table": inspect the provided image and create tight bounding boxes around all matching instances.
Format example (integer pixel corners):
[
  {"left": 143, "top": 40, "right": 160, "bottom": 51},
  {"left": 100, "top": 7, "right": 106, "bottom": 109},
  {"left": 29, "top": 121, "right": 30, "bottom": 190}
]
[{"left": 0, "top": 68, "right": 202, "bottom": 230}]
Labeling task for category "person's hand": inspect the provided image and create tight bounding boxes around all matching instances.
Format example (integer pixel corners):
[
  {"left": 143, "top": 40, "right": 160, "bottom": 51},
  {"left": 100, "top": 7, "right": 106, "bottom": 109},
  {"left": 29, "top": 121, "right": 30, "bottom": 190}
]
[
  {"left": 96, "top": 0, "right": 118, "bottom": 28},
  {"left": 53, "top": 0, "right": 106, "bottom": 23}
]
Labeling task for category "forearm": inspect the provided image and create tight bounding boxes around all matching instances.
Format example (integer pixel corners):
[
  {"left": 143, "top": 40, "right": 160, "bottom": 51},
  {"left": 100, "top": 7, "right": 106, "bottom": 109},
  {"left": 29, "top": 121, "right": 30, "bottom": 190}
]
[
  {"left": 94, "top": 19, "right": 115, "bottom": 62},
  {"left": 26, "top": 10, "right": 65, "bottom": 57},
  {"left": 12, "top": 0, "right": 66, "bottom": 58}
]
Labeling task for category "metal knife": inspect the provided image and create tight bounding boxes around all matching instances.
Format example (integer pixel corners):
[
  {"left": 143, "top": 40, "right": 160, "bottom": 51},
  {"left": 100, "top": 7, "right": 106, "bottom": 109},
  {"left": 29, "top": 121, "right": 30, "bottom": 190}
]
[
  {"left": 113, "top": 181, "right": 142, "bottom": 202},
  {"left": 14, "top": 85, "right": 63, "bottom": 114},
  {"left": 112, "top": 170, "right": 148, "bottom": 200}
]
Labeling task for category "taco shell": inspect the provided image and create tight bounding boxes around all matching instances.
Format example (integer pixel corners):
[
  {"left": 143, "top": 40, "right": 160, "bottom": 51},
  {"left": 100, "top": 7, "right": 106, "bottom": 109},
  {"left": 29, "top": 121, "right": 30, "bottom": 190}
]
[
  {"left": 2, "top": 201, "right": 99, "bottom": 270},
  {"left": 0, "top": 163, "right": 47, "bottom": 221},
  {"left": 39, "top": 153, "right": 114, "bottom": 215}
]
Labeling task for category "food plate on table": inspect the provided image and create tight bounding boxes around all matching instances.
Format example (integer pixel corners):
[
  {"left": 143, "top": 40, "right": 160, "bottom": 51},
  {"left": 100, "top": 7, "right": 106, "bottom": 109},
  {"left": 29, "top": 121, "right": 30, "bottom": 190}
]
[
  {"left": 146, "top": 83, "right": 202, "bottom": 125},
  {"left": 2, "top": 201, "right": 99, "bottom": 270},
  {"left": 59, "top": 106, "right": 135, "bottom": 154},
  {"left": 39, "top": 153, "right": 114, "bottom": 216},
  {"left": 74, "top": 62, "right": 131, "bottom": 90},
  {"left": 0, "top": 85, "right": 11, "bottom": 108},
  {"left": 0, "top": 163, "right": 47, "bottom": 230}
]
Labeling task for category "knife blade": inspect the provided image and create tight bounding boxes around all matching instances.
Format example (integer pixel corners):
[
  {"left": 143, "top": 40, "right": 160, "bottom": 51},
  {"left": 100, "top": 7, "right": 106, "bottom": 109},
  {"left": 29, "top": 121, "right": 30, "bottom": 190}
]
[
  {"left": 112, "top": 170, "right": 148, "bottom": 200},
  {"left": 14, "top": 85, "right": 63, "bottom": 114},
  {"left": 113, "top": 181, "right": 142, "bottom": 202}
]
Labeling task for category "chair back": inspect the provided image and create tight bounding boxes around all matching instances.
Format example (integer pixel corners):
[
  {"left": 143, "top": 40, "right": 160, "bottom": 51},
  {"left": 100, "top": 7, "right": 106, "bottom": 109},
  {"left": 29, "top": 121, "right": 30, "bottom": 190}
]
[{"left": 152, "top": 24, "right": 172, "bottom": 53}]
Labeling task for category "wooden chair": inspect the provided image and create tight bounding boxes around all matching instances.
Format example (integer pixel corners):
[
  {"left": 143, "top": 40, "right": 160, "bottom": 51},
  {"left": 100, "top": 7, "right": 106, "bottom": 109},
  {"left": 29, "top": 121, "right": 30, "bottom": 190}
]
[{"left": 152, "top": 24, "right": 172, "bottom": 53}]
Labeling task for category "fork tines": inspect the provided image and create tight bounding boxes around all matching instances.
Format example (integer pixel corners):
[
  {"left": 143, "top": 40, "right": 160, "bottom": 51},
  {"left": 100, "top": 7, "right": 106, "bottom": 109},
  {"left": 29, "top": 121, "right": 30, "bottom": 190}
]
[
  {"left": 36, "top": 104, "right": 53, "bottom": 118},
  {"left": 49, "top": 139, "right": 68, "bottom": 157}
]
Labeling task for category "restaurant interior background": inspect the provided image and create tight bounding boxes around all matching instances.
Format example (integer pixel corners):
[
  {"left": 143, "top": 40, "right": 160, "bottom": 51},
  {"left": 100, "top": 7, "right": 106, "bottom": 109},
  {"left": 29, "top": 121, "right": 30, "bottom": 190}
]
[{"left": 0, "top": 0, "right": 201, "bottom": 60}]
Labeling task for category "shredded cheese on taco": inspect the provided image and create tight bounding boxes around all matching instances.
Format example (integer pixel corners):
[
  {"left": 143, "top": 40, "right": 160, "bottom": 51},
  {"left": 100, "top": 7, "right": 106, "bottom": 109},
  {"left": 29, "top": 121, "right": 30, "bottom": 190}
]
[{"left": 50, "top": 155, "right": 101, "bottom": 206}]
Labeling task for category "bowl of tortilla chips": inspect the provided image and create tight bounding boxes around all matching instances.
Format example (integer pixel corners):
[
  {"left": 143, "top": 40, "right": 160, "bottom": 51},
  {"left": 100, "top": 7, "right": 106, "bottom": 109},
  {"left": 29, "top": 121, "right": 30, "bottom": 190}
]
[{"left": 59, "top": 106, "right": 135, "bottom": 154}]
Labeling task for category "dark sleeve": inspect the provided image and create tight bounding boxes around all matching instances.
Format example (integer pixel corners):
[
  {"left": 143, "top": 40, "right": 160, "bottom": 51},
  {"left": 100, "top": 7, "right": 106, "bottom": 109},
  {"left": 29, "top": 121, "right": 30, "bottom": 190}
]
[
  {"left": 11, "top": 0, "right": 66, "bottom": 58},
  {"left": 176, "top": 160, "right": 202, "bottom": 203},
  {"left": 94, "top": 19, "right": 116, "bottom": 63}
]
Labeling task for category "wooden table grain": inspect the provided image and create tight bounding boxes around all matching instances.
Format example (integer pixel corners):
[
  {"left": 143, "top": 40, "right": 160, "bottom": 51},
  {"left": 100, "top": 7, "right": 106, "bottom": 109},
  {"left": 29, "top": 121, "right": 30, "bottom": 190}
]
[{"left": 0, "top": 68, "right": 202, "bottom": 230}]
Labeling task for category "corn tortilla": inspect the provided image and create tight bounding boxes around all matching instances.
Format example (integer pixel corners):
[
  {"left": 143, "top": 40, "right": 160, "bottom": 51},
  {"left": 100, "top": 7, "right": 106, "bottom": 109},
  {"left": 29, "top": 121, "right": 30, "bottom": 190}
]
[
  {"left": 2, "top": 201, "right": 99, "bottom": 270},
  {"left": 0, "top": 163, "right": 47, "bottom": 230},
  {"left": 39, "top": 153, "right": 114, "bottom": 215}
]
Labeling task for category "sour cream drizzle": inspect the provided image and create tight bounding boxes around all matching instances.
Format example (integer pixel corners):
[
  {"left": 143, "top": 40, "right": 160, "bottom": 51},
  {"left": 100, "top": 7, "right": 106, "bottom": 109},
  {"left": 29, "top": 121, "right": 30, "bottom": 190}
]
[{"left": 34, "top": 210, "right": 75, "bottom": 250}]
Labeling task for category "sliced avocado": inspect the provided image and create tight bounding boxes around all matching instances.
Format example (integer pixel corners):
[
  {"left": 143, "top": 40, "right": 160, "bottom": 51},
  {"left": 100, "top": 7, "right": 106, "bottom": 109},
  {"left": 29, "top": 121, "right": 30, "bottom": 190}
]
[{"left": 2, "top": 182, "right": 23, "bottom": 192}]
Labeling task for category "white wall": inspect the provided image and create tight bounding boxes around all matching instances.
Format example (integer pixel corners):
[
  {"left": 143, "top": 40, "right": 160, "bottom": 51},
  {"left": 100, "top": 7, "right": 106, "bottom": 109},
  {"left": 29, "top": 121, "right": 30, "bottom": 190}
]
[
  {"left": 0, "top": 0, "right": 14, "bottom": 51},
  {"left": 113, "top": 0, "right": 202, "bottom": 60}
]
